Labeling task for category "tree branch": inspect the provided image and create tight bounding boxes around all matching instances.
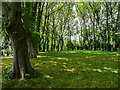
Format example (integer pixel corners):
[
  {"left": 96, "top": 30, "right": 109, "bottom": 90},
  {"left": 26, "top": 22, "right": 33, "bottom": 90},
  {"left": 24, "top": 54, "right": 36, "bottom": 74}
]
[{"left": 46, "top": 2, "right": 67, "bottom": 17}]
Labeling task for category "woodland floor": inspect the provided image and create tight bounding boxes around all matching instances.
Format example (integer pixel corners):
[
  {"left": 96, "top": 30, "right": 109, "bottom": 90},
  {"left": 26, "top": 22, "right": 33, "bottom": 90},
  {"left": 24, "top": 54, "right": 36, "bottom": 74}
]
[{"left": 1, "top": 50, "right": 119, "bottom": 88}]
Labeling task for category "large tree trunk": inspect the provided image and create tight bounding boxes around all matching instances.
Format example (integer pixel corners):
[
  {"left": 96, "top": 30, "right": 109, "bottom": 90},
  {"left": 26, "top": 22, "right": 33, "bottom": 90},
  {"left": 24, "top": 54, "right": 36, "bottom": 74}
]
[{"left": 3, "top": 2, "right": 33, "bottom": 79}]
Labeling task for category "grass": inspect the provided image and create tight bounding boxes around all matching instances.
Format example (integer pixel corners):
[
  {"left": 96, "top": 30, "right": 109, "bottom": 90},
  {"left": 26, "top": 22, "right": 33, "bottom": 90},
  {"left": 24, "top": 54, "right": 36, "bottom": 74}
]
[{"left": 1, "top": 50, "right": 119, "bottom": 88}]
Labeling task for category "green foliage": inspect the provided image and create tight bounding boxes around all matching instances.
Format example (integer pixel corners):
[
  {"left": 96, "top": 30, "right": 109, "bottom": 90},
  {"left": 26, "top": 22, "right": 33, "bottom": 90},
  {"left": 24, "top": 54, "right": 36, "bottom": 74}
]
[
  {"left": 25, "top": 69, "right": 43, "bottom": 79},
  {"left": 25, "top": 74, "right": 31, "bottom": 78},
  {"left": 2, "top": 65, "right": 12, "bottom": 80}
]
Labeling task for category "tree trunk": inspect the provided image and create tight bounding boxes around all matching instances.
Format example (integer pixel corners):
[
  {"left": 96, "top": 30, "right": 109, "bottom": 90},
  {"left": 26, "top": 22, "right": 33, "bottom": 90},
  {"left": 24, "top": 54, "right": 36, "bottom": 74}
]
[
  {"left": 51, "top": 31, "right": 53, "bottom": 51},
  {"left": 88, "top": 24, "right": 91, "bottom": 50},
  {"left": 53, "top": 15, "right": 55, "bottom": 51},
  {"left": 61, "top": 16, "right": 66, "bottom": 51},
  {"left": 27, "top": 34, "right": 37, "bottom": 58},
  {"left": 61, "top": 35, "right": 64, "bottom": 51},
  {"left": 37, "top": 2, "right": 45, "bottom": 52},
  {"left": 42, "top": 2, "right": 48, "bottom": 52},
  {"left": 106, "top": 2, "right": 110, "bottom": 51},
  {"left": 68, "top": 19, "right": 71, "bottom": 50},
  {"left": 118, "top": 2, "right": 120, "bottom": 51},
  {"left": 57, "top": 36, "right": 60, "bottom": 51},
  {"left": 109, "top": 2, "right": 113, "bottom": 50},
  {"left": 91, "top": 13, "right": 96, "bottom": 50},
  {"left": 3, "top": 2, "right": 33, "bottom": 79},
  {"left": 80, "top": 27, "right": 83, "bottom": 50},
  {"left": 46, "top": 9, "right": 50, "bottom": 51}
]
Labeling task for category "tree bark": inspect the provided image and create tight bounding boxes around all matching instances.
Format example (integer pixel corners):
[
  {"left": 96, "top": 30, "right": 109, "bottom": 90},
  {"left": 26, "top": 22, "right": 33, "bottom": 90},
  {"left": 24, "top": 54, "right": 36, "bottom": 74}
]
[
  {"left": 46, "top": 9, "right": 50, "bottom": 51},
  {"left": 106, "top": 2, "right": 110, "bottom": 51},
  {"left": 52, "top": 15, "right": 55, "bottom": 51},
  {"left": 37, "top": 2, "right": 45, "bottom": 52},
  {"left": 109, "top": 2, "right": 113, "bottom": 50},
  {"left": 51, "top": 31, "right": 53, "bottom": 51},
  {"left": 3, "top": 2, "right": 33, "bottom": 79},
  {"left": 42, "top": 2, "right": 48, "bottom": 52},
  {"left": 27, "top": 34, "right": 37, "bottom": 58}
]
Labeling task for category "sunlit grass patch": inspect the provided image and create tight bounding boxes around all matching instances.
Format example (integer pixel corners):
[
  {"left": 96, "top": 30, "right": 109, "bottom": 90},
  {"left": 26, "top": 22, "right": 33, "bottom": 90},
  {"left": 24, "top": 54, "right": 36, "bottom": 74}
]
[
  {"left": 37, "top": 55, "right": 50, "bottom": 58},
  {"left": 1, "top": 56, "right": 13, "bottom": 59},
  {"left": 2, "top": 50, "right": 119, "bottom": 88},
  {"left": 56, "top": 57, "right": 69, "bottom": 60}
]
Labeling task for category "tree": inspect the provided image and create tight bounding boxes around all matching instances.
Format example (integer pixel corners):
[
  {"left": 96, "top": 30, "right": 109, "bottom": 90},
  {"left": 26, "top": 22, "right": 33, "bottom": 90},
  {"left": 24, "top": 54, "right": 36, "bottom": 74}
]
[
  {"left": 37, "top": 2, "right": 45, "bottom": 52},
  {"left": 2, "top": 2, "right": 33, "bottom": 79},
  {"left": 1, "top": 2, "right": 120, "bottom": 65}
]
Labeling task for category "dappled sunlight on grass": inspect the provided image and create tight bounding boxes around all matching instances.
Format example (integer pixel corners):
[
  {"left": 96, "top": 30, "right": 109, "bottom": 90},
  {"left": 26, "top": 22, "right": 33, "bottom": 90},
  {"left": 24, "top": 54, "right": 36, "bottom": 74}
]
[
  {"left": 44, "top": 74, "right": 53, "bottom": 79},
  {"left": 55, "top": 57, "right": 69, "bottom": 61},
  {"left": 63, "top": 50, "right": 119, "bottom": 56},
  {"left": 38, "top": 52, "right": 48, "bottom": 54},
  {"left": 64, "top": 51, "right": 77, "bottom": 53},
  {"left": 48, "top": 61, "right": 57, "bottom": 64},
  {"left": 1, "top": 56, "right": 13, "bottom": 59},
  {"left": 2, "top": 50, "right": 119, "bottom": 88},
  {"left": 37, "top": 55, "right": 50, "bottom": 58},
  {"left": 61, "top": 68, "right": 75, "bottom": 72}
]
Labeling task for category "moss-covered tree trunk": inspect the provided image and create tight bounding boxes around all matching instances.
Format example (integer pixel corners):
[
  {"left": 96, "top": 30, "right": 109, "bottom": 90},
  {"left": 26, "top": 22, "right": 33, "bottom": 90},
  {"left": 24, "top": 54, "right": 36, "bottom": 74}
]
[{"left": 3, "top": 2, "right": 33, "bottom": 79}]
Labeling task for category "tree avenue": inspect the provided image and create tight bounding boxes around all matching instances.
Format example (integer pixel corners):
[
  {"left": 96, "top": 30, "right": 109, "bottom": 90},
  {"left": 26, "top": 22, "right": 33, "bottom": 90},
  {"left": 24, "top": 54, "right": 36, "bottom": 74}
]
[{"left": 1, "top": 2, "right": 120, "bottom": 79}]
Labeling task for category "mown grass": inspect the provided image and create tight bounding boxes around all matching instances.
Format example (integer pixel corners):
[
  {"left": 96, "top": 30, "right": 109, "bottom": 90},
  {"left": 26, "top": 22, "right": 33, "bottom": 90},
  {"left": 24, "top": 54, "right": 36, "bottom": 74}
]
[{"left": 1, "top": 50, "right": 119, "bottom": 88}]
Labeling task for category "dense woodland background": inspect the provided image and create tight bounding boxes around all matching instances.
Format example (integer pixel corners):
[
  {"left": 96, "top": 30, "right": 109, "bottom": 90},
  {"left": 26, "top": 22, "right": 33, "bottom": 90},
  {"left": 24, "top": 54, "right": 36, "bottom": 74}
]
[{"left": 1, "top": 2, "right": 120, "bottom": 57}]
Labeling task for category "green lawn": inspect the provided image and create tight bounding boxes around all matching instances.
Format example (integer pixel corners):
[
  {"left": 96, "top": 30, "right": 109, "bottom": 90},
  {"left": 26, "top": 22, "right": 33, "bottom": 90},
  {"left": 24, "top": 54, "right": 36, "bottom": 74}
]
[{"left": 1, "top": 50, "right": 119, "bottom": 88}]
